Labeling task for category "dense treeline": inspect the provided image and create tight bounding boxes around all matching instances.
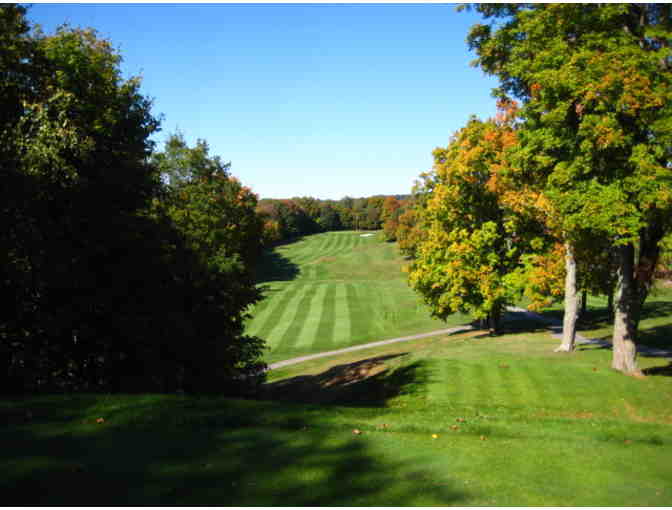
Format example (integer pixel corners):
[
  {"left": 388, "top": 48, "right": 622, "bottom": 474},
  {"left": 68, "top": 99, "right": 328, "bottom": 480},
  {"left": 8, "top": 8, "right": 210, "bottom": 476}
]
[
  {"left": 1, "top": 6, "right": 265, "bottom": 394},
  {"left": 257, "top": 195, "right": 410, "bottom": 245},
  {"left": 405, "top": 4, "right": 672, "bottom": 376}
]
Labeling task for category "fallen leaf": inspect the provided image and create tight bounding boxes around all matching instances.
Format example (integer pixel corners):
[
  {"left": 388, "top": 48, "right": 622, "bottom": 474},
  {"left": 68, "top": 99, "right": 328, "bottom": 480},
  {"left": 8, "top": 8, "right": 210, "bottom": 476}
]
[
  {"left": 96, "top": 417, "right": 105, "bottom": 424},
  {"left": 432, "top": 434, "right": 439, "bottom": 439},
  {"left": 352, "top": 429, "right": 361, "bottom": 435},
  {"left": 480, "top": 435, "right": 487, "bottom": 441}
]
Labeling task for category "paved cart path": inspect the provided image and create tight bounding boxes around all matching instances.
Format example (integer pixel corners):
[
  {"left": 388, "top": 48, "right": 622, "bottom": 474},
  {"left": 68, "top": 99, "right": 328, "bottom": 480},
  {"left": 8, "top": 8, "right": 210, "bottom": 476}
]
[{"left": 268, "top": 306, "right": 672, "bottom": 371}]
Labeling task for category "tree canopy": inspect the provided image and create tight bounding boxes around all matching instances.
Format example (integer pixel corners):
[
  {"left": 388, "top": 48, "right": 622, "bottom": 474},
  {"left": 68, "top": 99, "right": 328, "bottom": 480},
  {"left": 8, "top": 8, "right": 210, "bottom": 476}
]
[
  {"left": 464, "top": 3, "right": 672, "bottom": 372},
  {"left": 1, "top": 6, "right": 266, "bottom": 394}
]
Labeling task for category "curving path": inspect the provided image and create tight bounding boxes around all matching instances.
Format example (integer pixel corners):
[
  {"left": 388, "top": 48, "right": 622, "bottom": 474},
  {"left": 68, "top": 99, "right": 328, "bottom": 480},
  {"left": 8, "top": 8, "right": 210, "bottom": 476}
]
[
  {"left": 507, "top": 306, "right": 672, "bottom": 357},
  {"left": 268, "top": 324, "right": 476, "bottom": 370},
  {"left": 268, "top": 306, "right": 672, "bottom": 371}
]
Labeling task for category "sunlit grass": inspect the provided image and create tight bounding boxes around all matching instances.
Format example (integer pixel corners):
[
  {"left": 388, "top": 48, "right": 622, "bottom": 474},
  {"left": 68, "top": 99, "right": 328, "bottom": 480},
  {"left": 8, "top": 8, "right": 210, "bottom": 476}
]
[
  {"left": 3, "top": 325, "right": 671, "bottom": 506},
  {"left": 247, "top": 231, "right": 469, "bottom": 363}
]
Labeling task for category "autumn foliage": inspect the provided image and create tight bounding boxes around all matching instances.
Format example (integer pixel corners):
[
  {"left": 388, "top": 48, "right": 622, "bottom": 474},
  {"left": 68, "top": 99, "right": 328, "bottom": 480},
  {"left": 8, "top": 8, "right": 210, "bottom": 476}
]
[{"left": 407, "top": 107, "right": 557, "bottom": 332}]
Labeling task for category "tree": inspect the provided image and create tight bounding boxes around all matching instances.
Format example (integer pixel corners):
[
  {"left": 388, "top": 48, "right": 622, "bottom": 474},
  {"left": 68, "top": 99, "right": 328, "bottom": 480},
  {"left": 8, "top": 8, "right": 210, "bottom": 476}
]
[
  {"left": 409, "top": 111, "right": 526, "bottom": 333},
  {"left": 396, "top": 175, "right": 436, "bottom": 259},
  {"left": 1, "top": 8, "right": 165, "bottom": 392},
  {"left": 317, "top": 202, "right": 342, "bottom": 232},
  {"left": 381, "top": 196, "right": 402, "bottom": 241},
  {"left": 467, "top": 4, "right": 672, "bottom": 373},
  {"left": 153, "top": 133, "right": 264, "bottom": 273},
  {"left": 1, "top": 7, "right": 266, "bottom": 394},
  {"left": 151, "top": 133, "right": 266, "bottom": 393}
]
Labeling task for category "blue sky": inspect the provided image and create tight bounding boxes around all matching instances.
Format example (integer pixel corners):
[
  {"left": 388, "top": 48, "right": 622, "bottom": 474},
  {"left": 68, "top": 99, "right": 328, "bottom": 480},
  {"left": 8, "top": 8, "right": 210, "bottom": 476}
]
[{"left": 28, "top": 3, "right": 499, "bottom": 200}]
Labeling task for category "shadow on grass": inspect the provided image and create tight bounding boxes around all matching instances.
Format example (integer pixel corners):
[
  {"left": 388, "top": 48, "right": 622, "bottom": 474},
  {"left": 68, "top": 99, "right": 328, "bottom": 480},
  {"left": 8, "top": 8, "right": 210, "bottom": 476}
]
[
  {"left": 254, "top": 248, "right": 300, "bottom": 284},
  {"left": 471, "top": 310, "right": 553, "bottom": 337},
  {"left": 537, "top": 300, "right": 672, "bottom": 331},
  {"left": 584, "top": 323, "right": 672, "bottom": 356},
  {"left": 1, "top": 394, "right": 465, "bottom": 506},
  {"left": 643, "top": 361, "right": 672, "bottom": 377},
  {"left": 635, "top": 323, "right": 672, "bottom": 352},
  {"left": 261, "top": 354, "right": 434, "bottom": 406}
]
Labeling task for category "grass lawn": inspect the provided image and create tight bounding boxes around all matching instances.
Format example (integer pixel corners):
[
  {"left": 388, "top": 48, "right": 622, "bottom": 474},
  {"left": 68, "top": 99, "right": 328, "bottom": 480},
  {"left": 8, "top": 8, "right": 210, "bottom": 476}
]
[
  {"left": 3, "top": 320, "right": 671, "bottom": 506},
  {"left": 247, "top": 231, "right": 469, "bottom": 363},
  {"left": 5, "top": 235, "right": 671, "bottom": 505}
]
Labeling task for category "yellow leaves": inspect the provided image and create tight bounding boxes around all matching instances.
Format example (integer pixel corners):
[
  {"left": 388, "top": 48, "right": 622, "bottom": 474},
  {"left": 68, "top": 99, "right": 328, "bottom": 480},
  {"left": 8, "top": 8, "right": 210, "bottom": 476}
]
[
  {"left": 485, "top": 172, "right": 499, "bottom": 194},
  {"left": 594, "top": 121, "right": 624, "bottom": 150}
]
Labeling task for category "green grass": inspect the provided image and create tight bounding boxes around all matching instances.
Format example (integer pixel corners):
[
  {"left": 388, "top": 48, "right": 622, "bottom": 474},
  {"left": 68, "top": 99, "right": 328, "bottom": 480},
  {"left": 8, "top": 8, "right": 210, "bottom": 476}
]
[
  {"left": 247, "top": 231, "right": 469, "bottom": 363},
  {"left": 4, "top": 325, "right": 671, "bottom": 506},
  {"left": 5, "top": 235, "right": 671, "bottom": 505}
]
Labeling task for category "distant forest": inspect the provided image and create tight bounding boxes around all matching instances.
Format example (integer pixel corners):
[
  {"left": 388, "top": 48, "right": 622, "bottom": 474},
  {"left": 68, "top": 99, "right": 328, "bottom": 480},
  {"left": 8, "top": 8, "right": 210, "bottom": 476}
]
[{"left": 256, "top": 195, "right": 412, "bottom": 245}]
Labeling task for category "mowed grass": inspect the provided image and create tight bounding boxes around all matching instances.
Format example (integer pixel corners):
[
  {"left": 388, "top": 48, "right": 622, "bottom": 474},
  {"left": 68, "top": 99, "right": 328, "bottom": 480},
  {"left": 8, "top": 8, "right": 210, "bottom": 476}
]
[
  {"left": 4, "top": 323, "right": 671, "bottom": 506},
  {"left": 247, "top": 231, "right": 468, "bottom": 363}
]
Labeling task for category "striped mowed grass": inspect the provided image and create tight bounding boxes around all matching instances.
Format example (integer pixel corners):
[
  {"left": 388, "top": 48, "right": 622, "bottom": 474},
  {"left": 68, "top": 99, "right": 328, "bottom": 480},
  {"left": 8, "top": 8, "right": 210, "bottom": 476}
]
[
  {"left": 247, "top": 231, "right": 469, "bottom": 364},
  {"left": 261, "top": 330, "right": 672, "bottom": 506}
]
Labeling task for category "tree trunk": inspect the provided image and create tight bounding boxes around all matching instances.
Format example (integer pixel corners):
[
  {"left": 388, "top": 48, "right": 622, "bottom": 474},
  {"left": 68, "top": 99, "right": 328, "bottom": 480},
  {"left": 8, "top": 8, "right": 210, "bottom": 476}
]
[
  {"left": 607, "top": 290, "right": 614, "bottom": 317},
  {"left": 555, "top": 242, "right": 579, "bottom": 352},
  {"left": 488, "top": 305, "right": 501, "bottom": 336},
  {"left": 580, "top": 290, "right": 588, "bottom": 317},
  {"left": 634, "top": 220, "right": 665, "bottom": 331},
  {"left": 611, "top": 243, "right": 641, "bottom": 375}
]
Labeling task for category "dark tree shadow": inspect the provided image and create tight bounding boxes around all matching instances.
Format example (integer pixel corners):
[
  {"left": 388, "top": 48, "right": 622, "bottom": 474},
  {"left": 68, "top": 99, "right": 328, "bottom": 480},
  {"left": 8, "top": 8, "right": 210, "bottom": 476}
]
[
  {"left": 260, "top": 354, "right": 435, "bottom": 407},
  {"left": 254, "top": 249, "right": 300, "bottom": 284},
  {"left": 479, "top": 310, "right": 554, "bottom": 336},
  {"left": 501, "top": 316, "right": 551, "bottom": 335},
  {"left": 1, "top": 393, "right": 466, "bottom": 506},
  {"left": 640, "top": 300, "right": 672, "bottom": 321},
  {"left": 643, "top": 361, "right": 672, "bottom": 377},
  {"left": 533, "top": 301, "right": 672, "bottom": 332},
  {"left": 635, "top": 323, "right": 672, "bottom": 352},
  {"left": 577, "top": 324, "right": 672, "bottom": 356}
]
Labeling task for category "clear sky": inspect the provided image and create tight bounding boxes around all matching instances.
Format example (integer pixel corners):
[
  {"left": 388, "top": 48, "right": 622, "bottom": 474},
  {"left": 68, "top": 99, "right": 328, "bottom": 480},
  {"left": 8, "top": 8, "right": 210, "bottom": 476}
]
[{"left": 27, "top": 3, "right": 499, "bottom": 200}]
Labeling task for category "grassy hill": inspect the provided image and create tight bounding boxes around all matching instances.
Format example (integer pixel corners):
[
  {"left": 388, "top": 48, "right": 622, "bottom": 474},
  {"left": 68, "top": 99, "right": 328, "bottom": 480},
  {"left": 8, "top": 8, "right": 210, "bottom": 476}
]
[
  {"left": 247, "top": 231, "right": 469, "bottom": 363},
  {"left": 3, "top": 323, "right": 671, "bottom": 506},
  {"left": 4, "top": 231, "right": 671, "bottom": 505}
]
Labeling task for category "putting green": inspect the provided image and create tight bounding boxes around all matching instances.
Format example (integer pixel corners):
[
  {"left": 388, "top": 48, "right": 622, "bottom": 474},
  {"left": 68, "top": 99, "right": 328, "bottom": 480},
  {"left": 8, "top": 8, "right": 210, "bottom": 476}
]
[{"left": 247, "top": 231, "right": 469, "bottom": 363}]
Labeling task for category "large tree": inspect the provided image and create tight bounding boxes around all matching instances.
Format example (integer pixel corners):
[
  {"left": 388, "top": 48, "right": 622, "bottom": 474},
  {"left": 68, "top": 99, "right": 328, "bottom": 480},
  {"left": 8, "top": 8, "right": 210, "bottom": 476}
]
[
  {"left": 1, "top": 7, "right": 164, "bottom": 392},
  {"left": 409, "top": 108, "right": 531, "bottom": 333},
  {"left": 467, "top": 4, "right": 672, "bottom": 373},
  {"left": 1, "top": 7, "right": 266, "bottom": 394},
  {"left": 151, "top": 133, "right": 266, "bottom": 393}
]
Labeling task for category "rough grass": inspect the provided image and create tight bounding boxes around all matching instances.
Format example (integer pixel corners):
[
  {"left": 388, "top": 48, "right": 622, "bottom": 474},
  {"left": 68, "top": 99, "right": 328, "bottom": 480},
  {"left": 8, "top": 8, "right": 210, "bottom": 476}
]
[
  {"left": 3, "top": 324, "right": 671, "bottom": 506},
  {"left": 248, "top": 231, "right": 468, "bottom": 363}
]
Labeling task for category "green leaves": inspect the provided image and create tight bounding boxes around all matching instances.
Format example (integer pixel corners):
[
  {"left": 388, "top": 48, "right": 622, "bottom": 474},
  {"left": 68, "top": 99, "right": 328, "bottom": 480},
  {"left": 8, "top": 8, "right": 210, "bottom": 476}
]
[
  {"left": 408, "top": 113, "right": 534, "bottom": 328},
  {"left": 1, "top": 7, "right": 265, "bottom": 395}
]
